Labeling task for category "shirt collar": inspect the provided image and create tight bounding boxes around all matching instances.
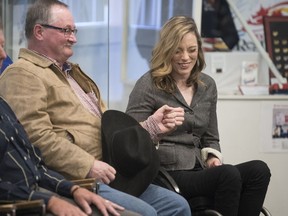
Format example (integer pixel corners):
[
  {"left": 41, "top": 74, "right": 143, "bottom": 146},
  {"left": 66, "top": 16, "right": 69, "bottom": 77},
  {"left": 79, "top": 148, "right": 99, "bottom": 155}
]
[{"left": 62, "top": 62, "right": 72, "bottom": 75}]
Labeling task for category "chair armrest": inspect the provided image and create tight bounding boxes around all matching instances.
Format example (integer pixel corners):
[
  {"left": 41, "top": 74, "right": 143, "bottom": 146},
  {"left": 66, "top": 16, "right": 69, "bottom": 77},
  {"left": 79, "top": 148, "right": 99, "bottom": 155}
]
[
  {"left": 71, "top": 178, "right": 99, "bottom": 193},
  {"left": 156, "top": 167, "right": 181, "bottom": 194},
  {"left": 71, "top": 178, "right": 97, "bottom": 185},
  {"left": 261, "top": 206, "right": 272, "bottom": 216},
  {"left": 0, "top": 203, "right": 16, "bottom": 216},
  {"left": 15, "top": 199, "right": 45, "bottom": 208},
  {"left": 204, "top": 209, "right": 223, "bottom": 216},
  {"left": 0, "top": 200, "right": 45, "bottom": 216}
]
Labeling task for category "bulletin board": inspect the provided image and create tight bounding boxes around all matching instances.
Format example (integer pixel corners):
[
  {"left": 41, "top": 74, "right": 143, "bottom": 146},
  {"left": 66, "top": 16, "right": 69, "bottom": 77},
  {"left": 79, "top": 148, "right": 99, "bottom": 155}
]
[{"left": 263, "top": 16, "right": 288, "bottom": 88}]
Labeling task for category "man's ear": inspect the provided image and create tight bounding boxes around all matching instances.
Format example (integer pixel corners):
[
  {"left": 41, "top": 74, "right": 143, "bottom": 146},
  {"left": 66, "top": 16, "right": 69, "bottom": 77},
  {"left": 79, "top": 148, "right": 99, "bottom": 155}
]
[{"left": 34, "top": 24, "right": 44, "bottom": 40}]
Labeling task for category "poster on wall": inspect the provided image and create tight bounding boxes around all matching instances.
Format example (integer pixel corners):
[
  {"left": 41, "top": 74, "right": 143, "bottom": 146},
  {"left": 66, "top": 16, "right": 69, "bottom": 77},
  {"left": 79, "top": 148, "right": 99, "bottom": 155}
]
[
  {"left": 263, "top": 15, "right": 288, "bottom": 92},
  {"left": 260, "top": 102, "right": 288, "bottom": 153},
  {"left": 231, "top": 0, "right": 288, "bottom": 51}
]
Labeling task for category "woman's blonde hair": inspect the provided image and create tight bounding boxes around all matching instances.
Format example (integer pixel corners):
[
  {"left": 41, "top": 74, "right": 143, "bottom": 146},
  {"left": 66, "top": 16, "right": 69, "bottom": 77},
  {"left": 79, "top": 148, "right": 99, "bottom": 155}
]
[{"left": 150, "top": 16, "right": 206, "bottom": 93}]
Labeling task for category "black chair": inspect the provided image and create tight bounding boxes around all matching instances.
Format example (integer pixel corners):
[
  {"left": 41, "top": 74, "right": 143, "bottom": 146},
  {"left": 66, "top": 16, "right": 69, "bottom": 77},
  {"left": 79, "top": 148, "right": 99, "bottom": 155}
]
[{"left": 154, "top": 167, "right": 272, "bottom": 216}]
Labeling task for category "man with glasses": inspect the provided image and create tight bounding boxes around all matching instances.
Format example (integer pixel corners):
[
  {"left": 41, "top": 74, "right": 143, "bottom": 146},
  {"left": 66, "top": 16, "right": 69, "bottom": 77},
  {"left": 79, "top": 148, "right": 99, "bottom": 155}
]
[
  {"left": 39, "top": 23, "right": 78, "bottom": 36},
  {"left": 0, "top": 19, "right": 138, "bottom": 216},
  {"left": 0, "top": 0, "right": 191, "bottom": 216}
]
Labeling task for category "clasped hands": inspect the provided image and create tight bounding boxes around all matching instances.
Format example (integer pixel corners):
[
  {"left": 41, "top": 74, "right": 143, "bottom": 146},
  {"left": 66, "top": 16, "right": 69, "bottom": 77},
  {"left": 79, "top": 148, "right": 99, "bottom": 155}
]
[{"left": 152, "top": 105, "right": 185, "bottom": 134}]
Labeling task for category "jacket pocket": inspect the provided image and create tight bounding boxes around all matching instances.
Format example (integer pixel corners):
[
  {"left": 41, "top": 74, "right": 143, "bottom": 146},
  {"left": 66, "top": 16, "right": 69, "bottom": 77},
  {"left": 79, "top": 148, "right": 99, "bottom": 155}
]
[
  {"left": 157, "top": 143, "right": 176, "bottom": 165},
  {"left": 65, "top": 129, "right": 75, "bottom": 143}
]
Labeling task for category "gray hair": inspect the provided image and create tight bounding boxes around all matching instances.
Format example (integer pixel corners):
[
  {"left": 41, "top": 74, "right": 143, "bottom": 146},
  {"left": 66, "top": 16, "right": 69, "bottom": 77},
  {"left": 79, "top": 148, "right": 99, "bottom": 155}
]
[{"left": 25, "top": 0, "right": 68, "bottom": 39}]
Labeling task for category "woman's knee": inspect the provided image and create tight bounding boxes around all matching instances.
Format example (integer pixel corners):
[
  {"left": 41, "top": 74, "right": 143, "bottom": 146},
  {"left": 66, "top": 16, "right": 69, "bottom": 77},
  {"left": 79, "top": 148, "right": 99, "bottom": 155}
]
[
  {"left": 247, "top": 160, "right": 271, "bottom": 184},
  {"left": 252, "top": 160, "right": 270, "bottom": 175},
  {"left": 219, "top": 164, "right": 242, "bottom": 188},
  {"left": 221, "top": 164, "right": 241, "bottom": 179}
]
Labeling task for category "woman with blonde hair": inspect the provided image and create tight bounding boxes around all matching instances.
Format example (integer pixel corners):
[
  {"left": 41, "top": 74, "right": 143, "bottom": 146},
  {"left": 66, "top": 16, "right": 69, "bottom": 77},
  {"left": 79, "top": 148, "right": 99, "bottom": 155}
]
[{"left": 127, "top": 16, "right": 271, "bottom": 216}]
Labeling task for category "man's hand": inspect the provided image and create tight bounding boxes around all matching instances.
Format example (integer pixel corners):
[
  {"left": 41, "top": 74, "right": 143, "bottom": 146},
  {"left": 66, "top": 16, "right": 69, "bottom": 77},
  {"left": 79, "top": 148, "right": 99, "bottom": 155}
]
[
  {"left": 47, "top": 196, "right": 88, "bottom": 216},
  {"left": 73, "top": 187, "right": 125, "bottom": 216},
  {"left": 152, "top": 105, "right": 184, "bottom": 134},
  {"left": 87, "top": 160, "right": 116, "bottom": 184}
]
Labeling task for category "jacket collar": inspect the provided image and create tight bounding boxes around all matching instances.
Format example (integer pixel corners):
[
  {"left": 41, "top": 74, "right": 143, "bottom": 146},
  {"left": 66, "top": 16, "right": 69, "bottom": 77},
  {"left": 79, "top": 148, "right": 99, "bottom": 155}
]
[{"left": 19, "top": 48, "right": 54, "bottom": 68}]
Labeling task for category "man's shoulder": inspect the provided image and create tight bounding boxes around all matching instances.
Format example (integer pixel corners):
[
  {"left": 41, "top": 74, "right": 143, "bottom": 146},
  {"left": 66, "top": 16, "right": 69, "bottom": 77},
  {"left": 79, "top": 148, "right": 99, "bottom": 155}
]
[
  {"left": 16, "top": 48, "right": 53, "bottom": 69},
  {"left": 3, "top": 49, "right": 56, "bottom": 78}
]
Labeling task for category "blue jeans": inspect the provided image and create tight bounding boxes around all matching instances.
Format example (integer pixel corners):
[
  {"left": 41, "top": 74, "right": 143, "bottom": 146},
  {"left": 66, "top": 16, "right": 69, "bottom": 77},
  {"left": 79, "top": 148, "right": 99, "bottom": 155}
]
[{"left": 98, "top": 183, "right": 191, "bottom": 216}]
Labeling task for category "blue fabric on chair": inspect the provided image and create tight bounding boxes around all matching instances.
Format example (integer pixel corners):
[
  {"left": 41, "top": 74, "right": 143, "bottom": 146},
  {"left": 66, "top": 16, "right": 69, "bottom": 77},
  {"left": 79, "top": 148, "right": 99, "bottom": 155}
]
[{"left": 0, "top": 55, "right": 13, "bottom": 74}]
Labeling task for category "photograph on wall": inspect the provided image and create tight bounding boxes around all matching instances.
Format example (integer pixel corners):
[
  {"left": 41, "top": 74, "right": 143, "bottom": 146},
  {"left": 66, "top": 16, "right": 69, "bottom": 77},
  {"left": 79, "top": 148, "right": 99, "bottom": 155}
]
[
  {"left": 272, "top": 104, "right": 288, "bottom": 138},
  {"left": 260, "top": 102, "right": 288, "bottom": 153}
]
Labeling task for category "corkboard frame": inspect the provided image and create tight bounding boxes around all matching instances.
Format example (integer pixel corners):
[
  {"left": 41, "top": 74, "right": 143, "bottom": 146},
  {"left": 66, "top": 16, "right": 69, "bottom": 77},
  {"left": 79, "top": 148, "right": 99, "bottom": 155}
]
[{"left": 263, "top": 16, "right": 288, "bottom": 83}]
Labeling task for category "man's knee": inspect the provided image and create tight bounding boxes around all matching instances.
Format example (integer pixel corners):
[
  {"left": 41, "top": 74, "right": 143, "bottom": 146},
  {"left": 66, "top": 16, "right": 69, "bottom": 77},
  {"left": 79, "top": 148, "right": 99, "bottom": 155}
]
[
  {"left": 174, "top": 195, "right": 191, "bottom": 215},
  {"left": 91, "top": 206, "right": 142, "bottom": 216},
  {"left": 162, "top": 189, "right": 191, "bottom": 215},
  {"left": 118, "top": 209, "right": 142, "bottom": 216}
]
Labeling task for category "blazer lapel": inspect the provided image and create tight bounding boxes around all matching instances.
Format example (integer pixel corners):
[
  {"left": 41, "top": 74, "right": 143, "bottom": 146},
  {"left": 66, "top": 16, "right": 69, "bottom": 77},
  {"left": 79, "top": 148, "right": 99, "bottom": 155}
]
[
  {"left": 191, "top": 83, "right": 207, "bottom": 108},
  {"left": 172, "top": 88, "right": 191, "bottom": 109},
  {"left": 172, "top": 82, "right": 207, "bottom": 110}
]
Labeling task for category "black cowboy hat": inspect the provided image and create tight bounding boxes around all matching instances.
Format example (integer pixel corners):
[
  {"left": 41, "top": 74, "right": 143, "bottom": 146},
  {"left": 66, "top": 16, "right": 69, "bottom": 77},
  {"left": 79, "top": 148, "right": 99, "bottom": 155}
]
[{"left": 101, "top": 110, "right": 160, "bottom": 196}]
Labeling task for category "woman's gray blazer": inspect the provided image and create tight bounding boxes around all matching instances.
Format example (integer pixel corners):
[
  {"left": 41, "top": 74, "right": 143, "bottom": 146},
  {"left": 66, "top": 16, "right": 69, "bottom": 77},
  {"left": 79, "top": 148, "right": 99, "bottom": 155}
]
[{"left": 126, "top": 72, "right": 222, "bottom": 171}]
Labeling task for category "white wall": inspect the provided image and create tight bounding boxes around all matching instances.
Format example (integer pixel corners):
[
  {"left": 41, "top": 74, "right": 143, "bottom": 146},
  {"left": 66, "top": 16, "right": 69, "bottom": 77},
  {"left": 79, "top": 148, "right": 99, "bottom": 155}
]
[
  {"left": 204, "top": 52, "right": 288, "bottom": 215},
  {"left": 203, "top": 52, "right": 269, "bottom": 95},
  {"left": 217, "top": 95, "right": 288, "bottom": 216}
]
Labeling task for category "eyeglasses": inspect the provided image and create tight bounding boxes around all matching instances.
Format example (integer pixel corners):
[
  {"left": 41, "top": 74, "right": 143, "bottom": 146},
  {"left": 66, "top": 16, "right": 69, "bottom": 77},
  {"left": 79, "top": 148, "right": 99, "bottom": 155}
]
[{"left": 40, "top": 24, "right": 78, "bottom": 37}]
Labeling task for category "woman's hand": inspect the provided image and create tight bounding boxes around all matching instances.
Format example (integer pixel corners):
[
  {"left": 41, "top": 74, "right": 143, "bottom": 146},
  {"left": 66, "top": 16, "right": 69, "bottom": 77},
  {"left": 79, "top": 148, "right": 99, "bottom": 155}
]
[{"left": 206, "top": 155, "right": 222, "bottom": 168}]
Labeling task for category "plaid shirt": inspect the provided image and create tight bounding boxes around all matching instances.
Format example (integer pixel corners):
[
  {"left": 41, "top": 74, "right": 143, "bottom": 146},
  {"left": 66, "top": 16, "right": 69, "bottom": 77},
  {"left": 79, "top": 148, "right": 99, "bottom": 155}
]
[{"left": 0, "top": 97, "right": 74, "bottom": 204}]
